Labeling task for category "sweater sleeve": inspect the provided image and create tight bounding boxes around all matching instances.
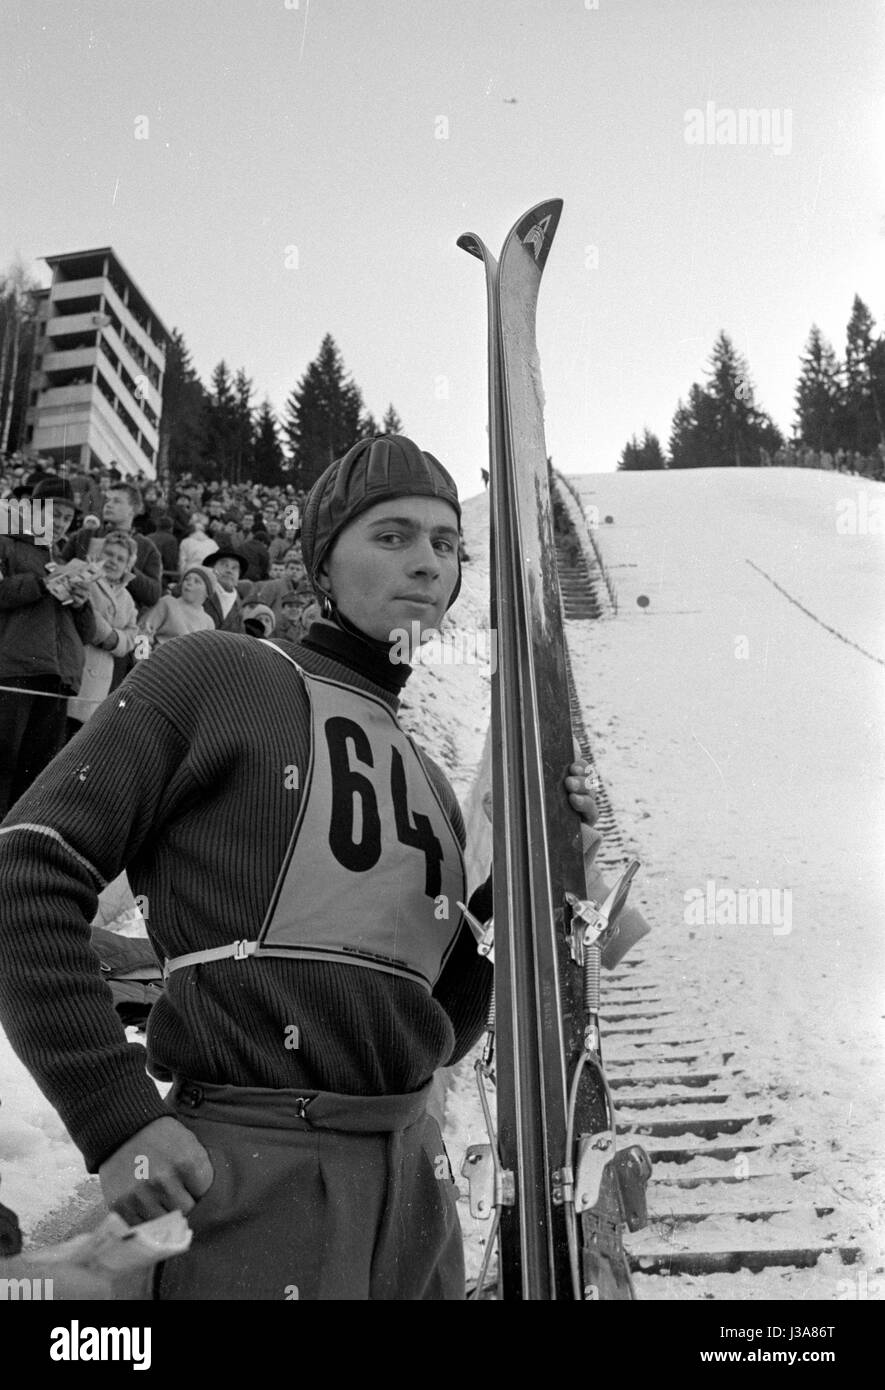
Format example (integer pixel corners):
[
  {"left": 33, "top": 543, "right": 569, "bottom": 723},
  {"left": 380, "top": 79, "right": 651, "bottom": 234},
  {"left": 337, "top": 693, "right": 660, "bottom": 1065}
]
[
  {"left": 417, "top": 754, "right": 494, "bottom": 1064},
  {"left": 0, "top": 652, "right": 203, "bottom": 1172}
]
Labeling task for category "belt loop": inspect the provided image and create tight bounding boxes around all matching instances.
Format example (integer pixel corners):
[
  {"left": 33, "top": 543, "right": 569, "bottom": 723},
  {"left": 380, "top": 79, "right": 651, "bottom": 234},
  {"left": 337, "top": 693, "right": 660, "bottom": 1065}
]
[{"left": 234, "top": 939, "right": 249, "bottom": 960}]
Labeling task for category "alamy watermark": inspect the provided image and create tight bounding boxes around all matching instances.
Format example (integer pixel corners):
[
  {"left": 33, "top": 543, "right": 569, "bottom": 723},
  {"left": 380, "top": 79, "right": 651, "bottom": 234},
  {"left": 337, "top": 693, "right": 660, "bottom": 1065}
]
[
  {"left": 0, "top": 498, "right": 51, "bottom": 543},
  {"left": 684, "top": 102, "right": 792, "bottom": 156},
  {"left": 684, "top": 878, "right": 792, "bottom": 935},
  {"left": 389, "top": 621, "right": 498, "bottom": 673}
]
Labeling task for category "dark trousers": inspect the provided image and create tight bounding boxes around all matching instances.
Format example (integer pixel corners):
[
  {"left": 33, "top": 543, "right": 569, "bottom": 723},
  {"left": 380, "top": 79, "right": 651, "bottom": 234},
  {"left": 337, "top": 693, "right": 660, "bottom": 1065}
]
[
  {"left": 155, "top": 1079, "right": 466, "bottom": 1301},
  {"left": 0, "top": 675, "right": 67, "bottom": 819}
]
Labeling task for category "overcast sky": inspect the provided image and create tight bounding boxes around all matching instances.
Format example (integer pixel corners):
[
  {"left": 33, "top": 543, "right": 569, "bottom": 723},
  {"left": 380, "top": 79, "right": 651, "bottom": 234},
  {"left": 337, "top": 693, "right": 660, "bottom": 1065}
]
[{"left": 2, "top": 0, "right": 883, "bottom": 500}]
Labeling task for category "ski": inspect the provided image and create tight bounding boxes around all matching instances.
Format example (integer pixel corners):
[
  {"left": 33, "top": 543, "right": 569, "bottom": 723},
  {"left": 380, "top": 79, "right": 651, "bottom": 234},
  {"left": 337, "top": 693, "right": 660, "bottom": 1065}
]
[{"left": 458, "top": 201, "right": 651, "bottom": 1300}]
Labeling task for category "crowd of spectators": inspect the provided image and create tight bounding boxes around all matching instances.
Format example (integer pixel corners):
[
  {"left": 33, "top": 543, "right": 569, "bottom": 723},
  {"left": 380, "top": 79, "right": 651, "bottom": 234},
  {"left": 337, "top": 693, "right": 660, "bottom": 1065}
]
[
  {"left": 0, "top": 451, "right": 317, "bottom": 818},
  {"left": 760, "top": 441, "right": 885, "bottom": 478}
]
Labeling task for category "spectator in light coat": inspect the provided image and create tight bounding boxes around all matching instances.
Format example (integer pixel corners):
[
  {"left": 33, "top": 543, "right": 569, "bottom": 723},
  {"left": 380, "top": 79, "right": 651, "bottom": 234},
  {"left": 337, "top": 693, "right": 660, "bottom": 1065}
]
[
  {"left": 61, "top": 482, "right": 162, "bottom": 615},
  {"left": 66, "top": 532, "right": 140, "bottom": 734},
  {"left": 178, "top": 514, "right": 217, "bottom": 573}
]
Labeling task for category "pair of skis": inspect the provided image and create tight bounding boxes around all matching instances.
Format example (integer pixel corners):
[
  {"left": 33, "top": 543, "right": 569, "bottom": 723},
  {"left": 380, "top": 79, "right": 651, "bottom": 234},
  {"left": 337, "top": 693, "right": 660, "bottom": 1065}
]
[{"left": 457, "top": 201, "right": 650, "bottom": 1300}]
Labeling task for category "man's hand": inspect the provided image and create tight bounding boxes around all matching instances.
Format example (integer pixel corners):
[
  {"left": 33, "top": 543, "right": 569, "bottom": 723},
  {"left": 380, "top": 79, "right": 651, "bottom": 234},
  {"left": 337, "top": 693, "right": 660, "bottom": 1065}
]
[
  {"left": 564, "top": 760, "right": 599, "bottom": 828},
  {"left": 98, "top": 1117, "right": 214, "bottom": 1224},
  {"left": 482, "top": 761, "right": 599, "bottom": 830}
]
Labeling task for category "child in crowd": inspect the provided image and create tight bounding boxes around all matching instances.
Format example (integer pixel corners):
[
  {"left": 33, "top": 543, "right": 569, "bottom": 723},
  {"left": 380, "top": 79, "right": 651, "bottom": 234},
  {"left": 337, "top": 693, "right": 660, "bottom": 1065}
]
[{"left": 138, "top": 567, "right": 215, "bottom": 648}]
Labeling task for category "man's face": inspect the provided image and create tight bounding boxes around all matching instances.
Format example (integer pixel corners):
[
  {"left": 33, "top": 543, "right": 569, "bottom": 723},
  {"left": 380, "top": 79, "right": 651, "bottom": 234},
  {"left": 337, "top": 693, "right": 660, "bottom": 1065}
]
[
  {"left": 103, "top": 490, "right": 134, "bottom": 528},
  {"left": 320, "top": 496, "right": 460, "bottom": 645},
  {"left": 223, "top": 519, "right": 239, "bottom": 537},
  {"left": 213, "top": 556, "right": 240, "bottom": 589},
  {"left": 208, "top": 501, "right": 222, "bottom": 517},
  {"left": 241, "top": 514, "right": 254, "bottom": 532},
  {"left": 266, "top": 518, "right": 281, "bottom": 537},
  {"left": 270, "top": 561, "right": 285, "bottom": 580},
  {"left": 50, "top": 501, "right": 75, "bottom": 540}
]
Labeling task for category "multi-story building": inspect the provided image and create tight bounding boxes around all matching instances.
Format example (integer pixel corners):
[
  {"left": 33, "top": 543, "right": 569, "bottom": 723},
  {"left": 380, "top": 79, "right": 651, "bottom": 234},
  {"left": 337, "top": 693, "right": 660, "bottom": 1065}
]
[{"left": 25, "top": 248, "right": 169, "bottom": 480}]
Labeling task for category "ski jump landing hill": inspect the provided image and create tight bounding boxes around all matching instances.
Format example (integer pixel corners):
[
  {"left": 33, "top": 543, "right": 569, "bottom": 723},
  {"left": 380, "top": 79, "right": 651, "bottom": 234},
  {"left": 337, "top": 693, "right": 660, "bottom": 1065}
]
[{"left": 446, "top": 464, "right": 884, "bottom": 1299}]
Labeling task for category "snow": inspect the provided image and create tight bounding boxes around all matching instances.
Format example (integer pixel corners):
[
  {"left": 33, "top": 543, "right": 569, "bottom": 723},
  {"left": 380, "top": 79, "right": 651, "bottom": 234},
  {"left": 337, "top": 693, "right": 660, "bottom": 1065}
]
[
  {"left": 2, "top": 468, "right": 883, "bottom": 1304},
  {"left": 560, "top": 466, "right": 885, "bottom": 1298}
]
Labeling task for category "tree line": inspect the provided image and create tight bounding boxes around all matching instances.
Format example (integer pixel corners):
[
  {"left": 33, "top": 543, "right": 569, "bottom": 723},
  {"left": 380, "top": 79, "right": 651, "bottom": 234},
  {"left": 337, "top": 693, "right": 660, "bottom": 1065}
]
[
  {"left": 0, "top": 257, "right": 403, "bottom": 491},
  {"left": 618, "top": 295, "right": 885, "bottom": 470},
  {"left": 160, "top": 330, "right": 403, "bottom": 491}
]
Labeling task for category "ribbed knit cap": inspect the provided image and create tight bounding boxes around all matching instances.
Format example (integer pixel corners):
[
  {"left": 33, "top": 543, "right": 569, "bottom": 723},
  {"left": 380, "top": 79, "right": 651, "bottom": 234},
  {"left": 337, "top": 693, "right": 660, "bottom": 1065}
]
[{"left": 301, "top": 435, "right": 462, "bottom": 610}]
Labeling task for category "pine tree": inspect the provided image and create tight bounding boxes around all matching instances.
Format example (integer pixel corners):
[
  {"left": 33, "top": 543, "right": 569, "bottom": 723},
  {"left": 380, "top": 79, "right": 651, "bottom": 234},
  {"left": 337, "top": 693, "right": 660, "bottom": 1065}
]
[
  {"left": 669, "top": 385, "right": 718, "bottom": 468},
  {"left": 232, "top": 367, "right": 254, "bottom": 485},
  {"left": 844, "top": 296, "right": 884, "bottom": 452},
  {"left": 382, "top": 403, "right": 404, "bottom": 435},
  {"left": 670, "top": 334, "right": 781, "bottom": 467},
  {"left": 159, "top": 329, "right": 208, "bottom": 488},
  {"left": 705, "top": 332, "right": 781, "bottom": 466},
  {"left": 795, "top": 326, "right": 843, "bottom": 451},
  {"left": 252, "top": 398, "right": 285, "bottom": 486},
  {"left": 205, "top": 360, "right": 238, "bottom": 480},
  {"left": 283, "top": 334, "right": 365, "bottom": 491},
  {"left": 0, "top": 258, "right": 41, "bottom": 455},
  {"left": 361, "top": 411, "right": 379, "bottom": 437},
  {"left": 618, "top": 434, "right": 643, "bottom": 471}
]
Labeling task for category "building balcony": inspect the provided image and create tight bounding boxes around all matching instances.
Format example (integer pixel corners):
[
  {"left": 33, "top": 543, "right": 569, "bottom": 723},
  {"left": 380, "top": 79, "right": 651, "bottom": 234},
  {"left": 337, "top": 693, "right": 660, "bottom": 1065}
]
[
  {"left": 41, "top": 347, "right": 98, "bottom": 375},
  {"left": 102, "top": 324, "right": 162, "bottom": 410},
  {"left": 34, "top": 384, "right": 94, "bottom": 411},
  {"left": 51, "top": 276, "right": 107, "bottom": 303},
  {"left": 100, "top": 280, "right": 166, "bottom": 372},
  {"left": 95, "top": 357, "right": 160, "bottom": 449}
]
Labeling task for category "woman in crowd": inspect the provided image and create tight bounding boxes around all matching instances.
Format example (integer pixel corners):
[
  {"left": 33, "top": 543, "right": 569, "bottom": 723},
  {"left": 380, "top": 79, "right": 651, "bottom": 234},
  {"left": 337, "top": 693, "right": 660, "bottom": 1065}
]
[
  {"left": 66, "top": 531, "right": 140, "bottom": 738},
  {"left": 138, "top": 566, "right": 215, "bottom": 648}
]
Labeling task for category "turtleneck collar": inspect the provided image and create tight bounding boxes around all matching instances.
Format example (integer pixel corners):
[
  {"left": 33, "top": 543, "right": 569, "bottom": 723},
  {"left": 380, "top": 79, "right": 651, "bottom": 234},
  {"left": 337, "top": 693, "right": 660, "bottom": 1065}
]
[{"left": 300, "top": 614, "right": 413, "bottom": 695}]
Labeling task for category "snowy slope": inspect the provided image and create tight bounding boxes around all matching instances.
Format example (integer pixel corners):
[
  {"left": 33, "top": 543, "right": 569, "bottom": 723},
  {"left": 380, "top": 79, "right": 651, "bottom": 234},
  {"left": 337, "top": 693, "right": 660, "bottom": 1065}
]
[{"left": 563, "top": 467, "right": 885, "bottom": 1296}]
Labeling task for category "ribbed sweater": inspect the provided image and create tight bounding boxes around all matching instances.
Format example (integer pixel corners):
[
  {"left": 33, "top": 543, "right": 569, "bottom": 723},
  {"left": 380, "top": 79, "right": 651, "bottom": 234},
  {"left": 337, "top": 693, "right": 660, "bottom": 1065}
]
[{"left": 0, "top": 623, "right": 493, "bottom": 1173}]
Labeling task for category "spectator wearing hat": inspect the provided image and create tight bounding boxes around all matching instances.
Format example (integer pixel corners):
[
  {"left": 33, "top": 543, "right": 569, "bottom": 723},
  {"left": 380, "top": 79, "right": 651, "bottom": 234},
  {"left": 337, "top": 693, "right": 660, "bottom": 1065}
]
[
  {"left": 0, "top": 477, "right": 97, "bottom": 815},
  {"left": 61, "top": 481, "right": 162, "bottom": 615},
  {"left": 139, "top": 568, "right": 216, "bottom": 648},
  {"left": 202, "top": 542, "right": 248, "bottom": 633},
  {"left": 240, "top": 601, "right": 276, "bottom": 639},
  {"left": 277, "top": 586, "right": 317, "bottom": 644}
]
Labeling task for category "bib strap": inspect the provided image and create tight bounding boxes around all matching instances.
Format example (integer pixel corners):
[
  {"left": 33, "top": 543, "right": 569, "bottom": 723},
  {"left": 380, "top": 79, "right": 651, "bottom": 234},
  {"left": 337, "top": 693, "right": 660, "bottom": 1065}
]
[{"left": 163, "top": 940, "right": 296, "bottom": 979}]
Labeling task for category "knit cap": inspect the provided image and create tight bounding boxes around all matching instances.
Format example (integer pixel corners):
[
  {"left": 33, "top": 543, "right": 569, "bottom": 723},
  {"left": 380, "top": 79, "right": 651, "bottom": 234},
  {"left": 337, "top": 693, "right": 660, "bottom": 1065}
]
[{"left": 300, "top": 435, "right": 462, "bottom": 609}]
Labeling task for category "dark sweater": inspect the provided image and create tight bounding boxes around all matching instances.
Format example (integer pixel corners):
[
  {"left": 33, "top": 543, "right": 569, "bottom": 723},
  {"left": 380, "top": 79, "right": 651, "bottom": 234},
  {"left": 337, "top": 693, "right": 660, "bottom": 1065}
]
[
  {"left": 0, "top": 532, "right": 97, "bottom": 688},
  {"left": 0, "top": 623, "right": 492, "bottom": 1173}
]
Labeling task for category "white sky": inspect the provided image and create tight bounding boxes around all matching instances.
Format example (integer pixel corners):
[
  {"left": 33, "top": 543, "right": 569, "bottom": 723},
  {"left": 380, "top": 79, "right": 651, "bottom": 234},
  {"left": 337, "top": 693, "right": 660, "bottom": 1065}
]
[{"left": 2, "top": 0, "right": 883, "bottom": 500}]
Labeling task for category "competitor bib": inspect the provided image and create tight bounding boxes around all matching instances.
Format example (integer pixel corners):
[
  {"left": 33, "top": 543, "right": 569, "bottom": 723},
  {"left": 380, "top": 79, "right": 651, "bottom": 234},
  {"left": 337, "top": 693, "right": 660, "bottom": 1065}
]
[{"left": 255, "top": 643, "right": 466, "bottom": 992}]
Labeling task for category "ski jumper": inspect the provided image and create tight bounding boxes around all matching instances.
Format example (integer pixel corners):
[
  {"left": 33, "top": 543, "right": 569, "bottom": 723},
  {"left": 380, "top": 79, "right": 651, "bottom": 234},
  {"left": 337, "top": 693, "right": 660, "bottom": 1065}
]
[{"left": 0, "top": 622, "right": 493, "bottom": 1300}]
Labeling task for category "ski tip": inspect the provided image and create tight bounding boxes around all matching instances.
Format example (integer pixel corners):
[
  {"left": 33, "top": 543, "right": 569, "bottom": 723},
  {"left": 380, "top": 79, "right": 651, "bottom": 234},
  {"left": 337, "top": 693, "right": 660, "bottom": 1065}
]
[
  {"left": 505, "top": 199, "right": 564, "bottom": 272},
  {"left": 457, "top": 232, "right": 486, "bottom": 262}
]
